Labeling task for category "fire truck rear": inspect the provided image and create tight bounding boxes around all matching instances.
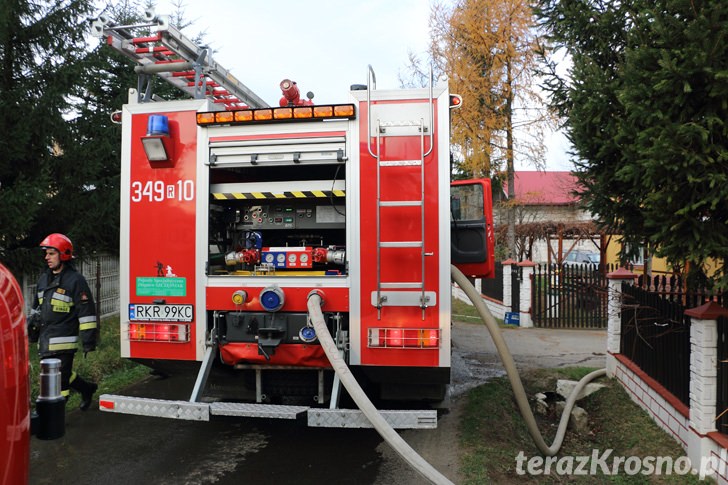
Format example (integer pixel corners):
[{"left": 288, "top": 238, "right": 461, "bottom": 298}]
[{"left": 94, "top": 11, "right": 494, "bottom": 428}]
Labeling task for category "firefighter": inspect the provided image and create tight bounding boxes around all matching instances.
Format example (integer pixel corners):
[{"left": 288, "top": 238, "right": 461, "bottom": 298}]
[{"left": 33, "top": 233, "right": 99, "bottom": 411}]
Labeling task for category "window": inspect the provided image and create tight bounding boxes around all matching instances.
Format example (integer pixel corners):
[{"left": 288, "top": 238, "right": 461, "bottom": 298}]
[{"left": 451, "top": 184, "right": 484, "bottom": 222}]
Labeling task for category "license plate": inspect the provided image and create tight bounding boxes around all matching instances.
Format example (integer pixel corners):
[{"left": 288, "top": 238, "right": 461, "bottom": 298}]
[{"left": 129, "top": 304, "right": 193, "bottom": 322}]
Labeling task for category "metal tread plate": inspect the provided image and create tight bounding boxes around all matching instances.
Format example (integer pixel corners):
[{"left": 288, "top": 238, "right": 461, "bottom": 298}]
[
  {"left": 210, "top": 402, "right": 309, "bottom": 420},
  {"left": 99, "top": 394, "right": 210, "bottom": 421},
  {"left": 100, "top": 394, "right": 435, "bottom": 428},
  {"left": 307, "top": 409, "right": 438, "bottom": 429}
]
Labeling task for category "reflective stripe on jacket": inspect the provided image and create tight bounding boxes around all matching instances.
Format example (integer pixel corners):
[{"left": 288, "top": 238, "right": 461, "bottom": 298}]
[{"left": 48, "top": 335, "right": 80, "bottom": 352}]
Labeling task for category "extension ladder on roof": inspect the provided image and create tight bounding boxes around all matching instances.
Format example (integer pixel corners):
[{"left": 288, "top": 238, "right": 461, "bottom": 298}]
[{"left": 91, "top": 10, "right": 267, "bottom": 109}]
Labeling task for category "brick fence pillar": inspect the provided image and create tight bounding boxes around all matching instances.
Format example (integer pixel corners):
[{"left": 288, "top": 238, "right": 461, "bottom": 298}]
[
  {"left": 502, "top": 259, "right": 516, "bottom": 313},
  {"left": 685, "top": 302, "right": 726, "bottom": 434},
  {"left": 684, "top": 301, "right": 728, "bottom": 473},
  {"left": 518, "top": 260, "right": 536, "bottom": 328},
  {"left": 605, "top": 267, "right": 636, "bottom": 377}
]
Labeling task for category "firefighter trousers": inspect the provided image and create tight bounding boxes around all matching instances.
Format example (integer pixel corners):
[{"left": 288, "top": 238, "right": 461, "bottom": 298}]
[{"left": 51, "top": 353, "right": 96, "bottom": 399}]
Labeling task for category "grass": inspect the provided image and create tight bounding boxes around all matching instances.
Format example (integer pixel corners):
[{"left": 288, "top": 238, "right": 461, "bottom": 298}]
[
  {"left": 458, "top": 367, "right": 706, "bottom": 484},
  {"left": 29, "top": 315, "right": 148, "bottom": 411},
  {"left": 452, "top": 296, "right": 509, "bottom": 326}
]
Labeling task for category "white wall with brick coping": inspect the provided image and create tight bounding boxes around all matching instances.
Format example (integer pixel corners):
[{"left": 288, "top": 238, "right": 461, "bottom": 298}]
[
  {"left": 613, "top": 359, "right": 690, "bottom": 449},
  {"left": 612, "top": 358, "right": 728, "bottom": 484},
  {"left": 706, "top": 445, "right": 728, "bottom": 485},
  {"left": 452, "top": 284, "right": 507, "bottom": 321},
  {"left": 451, "top": 260, "right": 515, "bottom": 322}
]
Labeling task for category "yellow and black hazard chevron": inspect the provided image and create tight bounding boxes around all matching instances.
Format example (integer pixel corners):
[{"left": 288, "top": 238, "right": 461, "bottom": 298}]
[{"left": 212, "top": 190, "right": 345, "bottom": 200}]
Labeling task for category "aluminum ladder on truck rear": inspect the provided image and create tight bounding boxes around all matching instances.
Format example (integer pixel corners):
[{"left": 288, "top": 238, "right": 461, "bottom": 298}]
[{"left": 367, "top": 65, "right": 436, "bottom": 321}]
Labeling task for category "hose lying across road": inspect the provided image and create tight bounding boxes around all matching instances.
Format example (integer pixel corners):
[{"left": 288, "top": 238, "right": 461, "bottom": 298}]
[{"left": 307, "top": 266, "right": 607, "bottom": 484}]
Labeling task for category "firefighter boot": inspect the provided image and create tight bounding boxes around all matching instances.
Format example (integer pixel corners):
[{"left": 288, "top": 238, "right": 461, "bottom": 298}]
[{"left": 70, "top": 376, "right": 98, "bottom": 411}]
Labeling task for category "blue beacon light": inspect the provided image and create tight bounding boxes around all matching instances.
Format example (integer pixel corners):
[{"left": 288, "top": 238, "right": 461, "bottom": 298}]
[{"left": 147, "top": 114, "right": 170, "bottom": 136}]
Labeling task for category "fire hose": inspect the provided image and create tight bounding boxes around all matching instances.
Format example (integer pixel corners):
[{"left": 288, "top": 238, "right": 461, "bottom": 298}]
[
  {"left": 307, "top": 292, "right": 454, "bottom": 485},
  {"left": 450, "top": 265, "right": 607, "bottom": 456},
  {"left": 307, "top": 266, "right": 607, "bottom": 484}
]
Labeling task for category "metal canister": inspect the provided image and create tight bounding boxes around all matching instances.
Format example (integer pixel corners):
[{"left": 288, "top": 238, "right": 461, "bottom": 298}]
[{"left": 35, "top": 358, "right": 66, "bottom": 440}]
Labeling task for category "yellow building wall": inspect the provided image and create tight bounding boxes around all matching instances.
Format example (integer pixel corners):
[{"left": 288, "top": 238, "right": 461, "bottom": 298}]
[
  {"left": 605, "top": 236, "right": 671, "bottom": 275},
  {"left": 605, "top": 236, "right": 720, "bottom": 277}
]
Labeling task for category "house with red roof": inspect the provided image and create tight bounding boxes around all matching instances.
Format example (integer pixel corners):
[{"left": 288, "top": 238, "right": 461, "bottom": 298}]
[
  {"left": 494, "top": 171, "right": 598, "bottom": 263},
  {"left": 496, "top": 171, "right": 592, "bottom": 225}
]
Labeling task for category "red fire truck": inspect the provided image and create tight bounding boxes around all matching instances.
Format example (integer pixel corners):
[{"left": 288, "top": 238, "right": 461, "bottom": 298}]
[{"left": 93, "top": 11, "right": 494, "bottom": 428}]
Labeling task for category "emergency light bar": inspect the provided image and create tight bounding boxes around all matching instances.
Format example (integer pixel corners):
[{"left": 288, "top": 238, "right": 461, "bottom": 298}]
[{"left": 196, "top": 104, "right": 356, "bottom": 126}]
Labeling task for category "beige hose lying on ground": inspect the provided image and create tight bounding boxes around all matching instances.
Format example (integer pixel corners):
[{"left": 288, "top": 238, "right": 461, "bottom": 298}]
[
  {"left": 307, "top": 292, "right": 455, "bottom": 485},
  {"left": 306, "top": 267, "right": 608, "bottom": 484},
  {"left": 450, "top": 264, "right": 607, "bottom": 456}
]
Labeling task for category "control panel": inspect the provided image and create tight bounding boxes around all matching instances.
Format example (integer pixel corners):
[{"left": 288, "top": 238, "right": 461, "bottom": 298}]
[{"left": 234, "top": 201, "right": 345, "bottom": 230}]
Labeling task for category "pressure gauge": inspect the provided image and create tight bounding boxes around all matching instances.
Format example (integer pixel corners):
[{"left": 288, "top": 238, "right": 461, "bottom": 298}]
[
  {"left": 276, "top": 253, "right": 286, "bottom": 263},
  {"left": 288, "top": 254, "right": 297, "bottom": 263},
  {"left": 264, "top": 253, "right": 274, "bottom": 263},
  {"left": 300, "top": 254, "right": 309, "bottom": 263}
]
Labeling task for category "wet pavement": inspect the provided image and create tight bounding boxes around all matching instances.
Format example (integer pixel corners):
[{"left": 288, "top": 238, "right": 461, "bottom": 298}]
[{"left": 450, "top": 321, "right": 607, "bottom": 397}]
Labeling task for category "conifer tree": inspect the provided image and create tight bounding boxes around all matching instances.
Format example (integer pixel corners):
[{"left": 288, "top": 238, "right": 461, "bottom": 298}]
[
  {"left": 0, "top": 0, "right": 95, "bottom": 271},
  {"left": 536, "top": 0, "right": 728, "bottom": 285}
]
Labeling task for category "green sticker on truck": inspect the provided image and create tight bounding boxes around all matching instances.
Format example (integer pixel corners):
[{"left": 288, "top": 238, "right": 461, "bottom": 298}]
[{"left": 136, "top": 277, "right": 187, "bottom": 296}]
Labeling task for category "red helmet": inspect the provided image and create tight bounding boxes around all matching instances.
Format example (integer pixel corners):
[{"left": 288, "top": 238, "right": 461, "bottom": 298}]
[{"left": 40, "top": 233, "right": 74, "bottom": 261}]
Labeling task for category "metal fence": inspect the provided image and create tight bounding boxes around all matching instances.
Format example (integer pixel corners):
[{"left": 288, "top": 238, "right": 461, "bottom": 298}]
[
  {"left": 22, "top": 253, "right": 120, "bottom": 318},
  {"left": 717, "top": 316, "right": 728, "bottom": 435},
  {"left": 531, "top": 263, "right": 608, "bottom": 328},
  {"left": 621, "top": 274, "right": 727, "bottom": 417},
  {"left": 620, "top": 283, "right": 692, "bottom": 406},
  {"left": 479, "top": 262, "right": 504, "bottom": 302}
]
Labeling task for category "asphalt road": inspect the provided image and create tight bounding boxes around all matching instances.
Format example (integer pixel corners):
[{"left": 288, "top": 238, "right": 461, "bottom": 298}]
[{"left": 29, "top": 321, "right": 607, "bottom": 485}]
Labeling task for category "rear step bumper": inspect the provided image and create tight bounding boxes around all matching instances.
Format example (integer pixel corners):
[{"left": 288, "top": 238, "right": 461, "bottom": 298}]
[{"left": 98, "top": 394, "right": 437, "bottom": 429}]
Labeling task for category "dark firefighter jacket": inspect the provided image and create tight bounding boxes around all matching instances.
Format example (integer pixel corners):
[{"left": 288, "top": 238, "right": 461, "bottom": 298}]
[{"left": 33, "top": 265, "right": 98, "bottom": 357}]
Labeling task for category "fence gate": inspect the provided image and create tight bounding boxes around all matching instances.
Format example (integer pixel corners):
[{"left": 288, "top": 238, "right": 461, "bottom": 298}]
[{"left": 531, "top": 263, "right": 608, "bottom": 328}]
